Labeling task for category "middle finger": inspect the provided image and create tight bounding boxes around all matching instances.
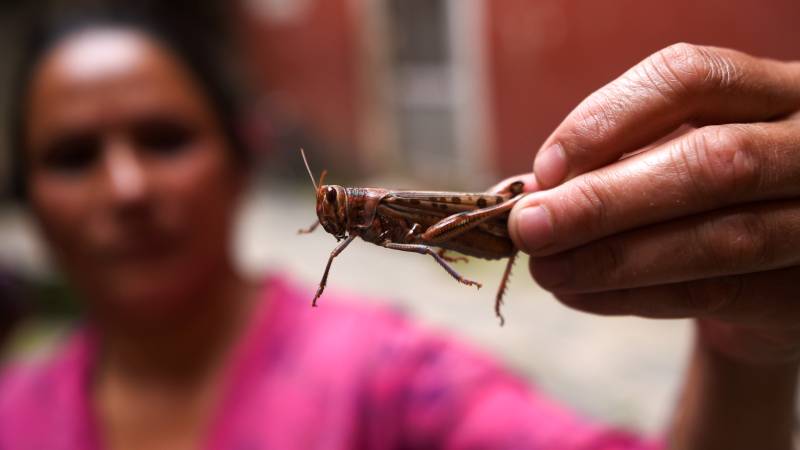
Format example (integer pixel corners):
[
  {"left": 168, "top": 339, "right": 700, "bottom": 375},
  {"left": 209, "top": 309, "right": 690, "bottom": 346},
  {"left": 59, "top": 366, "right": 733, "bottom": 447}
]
[{"left": 529, "top": 200, "right": 800, "bottom": 294}]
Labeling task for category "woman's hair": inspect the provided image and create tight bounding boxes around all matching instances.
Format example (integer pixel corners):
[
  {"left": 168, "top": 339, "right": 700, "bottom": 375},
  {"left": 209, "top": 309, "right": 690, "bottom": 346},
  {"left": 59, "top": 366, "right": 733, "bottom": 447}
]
[{"left": 8, "top": 5, "right": 248, "bottom": 201}]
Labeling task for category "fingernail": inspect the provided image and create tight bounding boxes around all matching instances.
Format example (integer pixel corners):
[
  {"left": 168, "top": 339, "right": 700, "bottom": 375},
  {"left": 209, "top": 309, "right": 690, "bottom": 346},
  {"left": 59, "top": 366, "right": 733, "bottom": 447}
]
[
  {"left": 534, "top": 143, "right": 567, "bottom": 188},
  {"left": 515, "top": 205, "right": 554, "bottom": 252},
  {"left": 531, "top": 256, "right": 571, "bottom": 288}
]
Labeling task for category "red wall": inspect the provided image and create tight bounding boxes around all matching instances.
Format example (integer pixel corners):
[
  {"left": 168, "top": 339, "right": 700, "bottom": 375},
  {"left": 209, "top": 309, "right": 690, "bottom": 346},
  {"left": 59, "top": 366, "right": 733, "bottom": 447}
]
[
  {"left": 487, "top": 0, "right": 800, "bottom": 176},
  {"left": 238, "top": 0, "right": 362, "bottom": 160}
]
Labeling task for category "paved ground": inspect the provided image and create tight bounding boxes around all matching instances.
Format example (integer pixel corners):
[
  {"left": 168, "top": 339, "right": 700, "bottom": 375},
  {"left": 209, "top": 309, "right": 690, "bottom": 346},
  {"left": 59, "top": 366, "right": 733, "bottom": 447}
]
[{"left": 0, "top": 184, "right": 698, "bottom": 435}]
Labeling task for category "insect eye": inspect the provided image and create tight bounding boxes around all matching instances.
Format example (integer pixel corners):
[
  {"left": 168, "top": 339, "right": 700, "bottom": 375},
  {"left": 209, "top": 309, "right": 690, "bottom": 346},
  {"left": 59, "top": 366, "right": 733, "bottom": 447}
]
[{"left": 326, "top": 187, "right": 337, "bottom": 203}]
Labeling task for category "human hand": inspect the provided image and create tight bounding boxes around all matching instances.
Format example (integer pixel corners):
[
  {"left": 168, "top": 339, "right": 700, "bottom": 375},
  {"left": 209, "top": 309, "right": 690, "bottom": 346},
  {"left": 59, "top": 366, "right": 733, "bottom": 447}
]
[{"left": 507, "top": 43, "right": 800, "bottom": 365}]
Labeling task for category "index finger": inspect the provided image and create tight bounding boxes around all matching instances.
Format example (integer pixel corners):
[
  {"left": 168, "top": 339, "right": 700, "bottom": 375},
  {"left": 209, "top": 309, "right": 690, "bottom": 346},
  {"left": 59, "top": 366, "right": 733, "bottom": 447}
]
[
  {"left": 534, "top": 43, "right": 800, "bottom": 189},
  {"left": 509, "top": 121, "right": 800, "bottom": 256}
]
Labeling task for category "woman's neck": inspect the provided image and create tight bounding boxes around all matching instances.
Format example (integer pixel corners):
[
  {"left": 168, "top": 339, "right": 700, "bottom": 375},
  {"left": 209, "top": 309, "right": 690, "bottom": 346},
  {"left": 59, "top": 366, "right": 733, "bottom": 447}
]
[
  {"left": 90, "top": 267, "right": 261, "bottom": 450},
  {"left": 94, "top": 267, "right": 260, "bottom": 386}
]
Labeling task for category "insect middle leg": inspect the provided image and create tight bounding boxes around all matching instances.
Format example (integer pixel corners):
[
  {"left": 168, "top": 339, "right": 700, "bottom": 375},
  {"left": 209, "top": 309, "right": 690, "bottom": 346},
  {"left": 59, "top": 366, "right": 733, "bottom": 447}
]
[
  {"left": 313, "top": 235, "right": 356, "bottom": 306},
  {"left": 380, "top": 242, "right": 482, "bottom": 289},
  {"left": 403, "top": 222, "right": 467, "bottom": 263}
]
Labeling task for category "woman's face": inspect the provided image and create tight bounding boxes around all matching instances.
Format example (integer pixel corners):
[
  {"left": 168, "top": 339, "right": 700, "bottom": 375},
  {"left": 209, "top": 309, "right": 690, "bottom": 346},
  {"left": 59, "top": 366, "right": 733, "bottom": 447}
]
[{"left": 24, "top": 29, "right": 243, "bottom": 320}]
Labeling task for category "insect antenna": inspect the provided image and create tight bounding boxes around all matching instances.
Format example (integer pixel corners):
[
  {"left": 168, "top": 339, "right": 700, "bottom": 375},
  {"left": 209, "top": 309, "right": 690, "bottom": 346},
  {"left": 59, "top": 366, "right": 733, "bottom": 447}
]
[
  {"left": 300, "top": 148, "right": 318, "bottom": 191},
  {"left": 319, "top": 169, "right": 328, "bottom": 186}
]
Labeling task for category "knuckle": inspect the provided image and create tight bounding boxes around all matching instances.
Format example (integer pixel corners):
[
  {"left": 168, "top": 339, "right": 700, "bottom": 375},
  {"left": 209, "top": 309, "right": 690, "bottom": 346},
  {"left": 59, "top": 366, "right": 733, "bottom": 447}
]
[
  {"left": 563, "top": 238, "right": 628, "bottom": 292},
  {"left": 654, "top": 43, "right": 711, "bottom": 92},
  {"left": 654, "top": 43, "right": 739, "bottom": 94},
  {"left": 589, "top": 239, "right": 628, "bottom": 288},
  {"left": 701, "top": 212, "right": 772, "bottom": 270},
  {"left": 571, "top": 174, "right": 613, "bottom": 235},
  {"left": 632, "top": 59, "right": 680, "bottom": 100},
  {"left": 636, "top": 46, "right": 693, "bottom": 98},
  {"left": 679, "top": 125, "right": 761, "bottom": 201},
  {"left": 569, "top": 90, "right": 622, "bottom": 148}
]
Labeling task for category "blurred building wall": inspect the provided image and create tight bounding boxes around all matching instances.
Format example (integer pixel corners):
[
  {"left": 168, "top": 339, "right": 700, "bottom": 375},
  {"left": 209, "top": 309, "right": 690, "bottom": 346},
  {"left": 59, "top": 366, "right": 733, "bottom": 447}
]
[
  {"left": 237, "top": 0, "right": 364, "bottom": 175},
  {"left": 487, "top": 0, "right": 800, "bottom": 175},
  {"left": 0, "top": 4, "right": 28, "bottom": 199},
  {"left": 239, "top": 0, "right": 800, "bottom": 184},
  {"left": 4, "top": 1, "right": 800, "bottom": 192},
  {"left": 237, "top": 0, "right": 491, "bottom": 186}
]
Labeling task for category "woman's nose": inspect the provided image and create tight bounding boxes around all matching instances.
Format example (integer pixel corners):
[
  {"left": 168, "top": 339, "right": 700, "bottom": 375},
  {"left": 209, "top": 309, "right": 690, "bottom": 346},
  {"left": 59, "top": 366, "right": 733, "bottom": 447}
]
[{"left": 102, "top": 137, "right": 149, "bottom": 206}]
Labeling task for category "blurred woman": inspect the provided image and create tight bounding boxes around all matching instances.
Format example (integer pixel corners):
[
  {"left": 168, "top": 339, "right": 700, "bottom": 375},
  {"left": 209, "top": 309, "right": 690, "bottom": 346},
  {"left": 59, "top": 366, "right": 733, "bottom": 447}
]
[{"left": 0, "top": 8, "right": 796, "bottom": 450}]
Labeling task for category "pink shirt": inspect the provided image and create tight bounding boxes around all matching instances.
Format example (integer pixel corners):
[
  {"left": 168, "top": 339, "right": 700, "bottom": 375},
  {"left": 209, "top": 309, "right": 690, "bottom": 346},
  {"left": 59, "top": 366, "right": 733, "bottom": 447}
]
[{"left": 0, "top": 275, "right": 661, "bottom": 449}]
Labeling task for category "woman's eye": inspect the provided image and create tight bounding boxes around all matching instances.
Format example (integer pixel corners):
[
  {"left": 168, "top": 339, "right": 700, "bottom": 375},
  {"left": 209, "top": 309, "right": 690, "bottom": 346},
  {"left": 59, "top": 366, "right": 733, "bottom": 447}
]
[
  {"left": 133, "top": 119, "right": 194, "bottom": 157},
  {"left": 41, "top": 134, "right": 100, "bottom": 174}
]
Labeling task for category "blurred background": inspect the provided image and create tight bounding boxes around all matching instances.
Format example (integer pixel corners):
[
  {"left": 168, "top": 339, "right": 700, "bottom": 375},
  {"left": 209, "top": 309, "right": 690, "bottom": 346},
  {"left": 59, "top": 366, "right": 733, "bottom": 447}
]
[{"left": 1, "top": 0, "right": 800, "bottom": 436}]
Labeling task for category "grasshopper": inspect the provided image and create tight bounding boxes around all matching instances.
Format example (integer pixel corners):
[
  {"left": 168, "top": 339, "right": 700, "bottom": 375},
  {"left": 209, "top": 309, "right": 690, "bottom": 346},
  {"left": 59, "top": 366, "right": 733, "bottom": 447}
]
[{"left": 298, "top": 150, "right": 526, "bottom": 325}]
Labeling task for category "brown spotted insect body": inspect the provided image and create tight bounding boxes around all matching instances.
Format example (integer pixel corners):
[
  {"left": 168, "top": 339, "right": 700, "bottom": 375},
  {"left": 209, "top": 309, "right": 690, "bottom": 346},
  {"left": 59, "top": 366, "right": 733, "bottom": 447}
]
[{"left": 299, "top": 150, "right": 525, "bottom": 324}]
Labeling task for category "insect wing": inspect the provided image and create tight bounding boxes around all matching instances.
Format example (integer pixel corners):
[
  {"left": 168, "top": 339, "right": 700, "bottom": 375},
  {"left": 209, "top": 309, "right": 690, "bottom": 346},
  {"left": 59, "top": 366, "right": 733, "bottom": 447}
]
[
  {"left": 378, "top": 191, "right": 513, "bottom": 240},
  {"left": 382, "top": 190, "right": 514, "bottom": 214}
]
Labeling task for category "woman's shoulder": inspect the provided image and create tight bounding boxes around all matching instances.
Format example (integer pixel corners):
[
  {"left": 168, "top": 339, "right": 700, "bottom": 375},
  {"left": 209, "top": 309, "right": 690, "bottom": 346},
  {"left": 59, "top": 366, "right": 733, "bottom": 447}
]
[{"left": 0, "top": 329, "right": 93, "bottom": 417}]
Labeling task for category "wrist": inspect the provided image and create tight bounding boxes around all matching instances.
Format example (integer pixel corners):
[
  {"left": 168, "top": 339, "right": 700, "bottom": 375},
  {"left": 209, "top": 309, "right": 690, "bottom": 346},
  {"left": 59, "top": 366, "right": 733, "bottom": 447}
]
[
  {"left": 669, "top": 323, "right": 799, "bottom": 450},
  {"left": 695, "top": 323, "right": 799, "bottom": 393},
  {"left": 696, "top": 319, "right": 800, "bottom": 366}
]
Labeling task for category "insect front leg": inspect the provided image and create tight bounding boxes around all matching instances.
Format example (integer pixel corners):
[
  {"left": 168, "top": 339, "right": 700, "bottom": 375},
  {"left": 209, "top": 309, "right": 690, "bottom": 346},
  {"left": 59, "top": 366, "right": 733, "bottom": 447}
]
[
  {"left": 312, "top": 235, "right": 356, "bottom": 306},
  {"left": 380, "top": 242, "right": 482, "bottom": 289},
  {"left": 400, "top": 222, "right": 465, "bottom": 262},
  {"left": 298, "top": 220, "right": 321, "bottom": 234}
]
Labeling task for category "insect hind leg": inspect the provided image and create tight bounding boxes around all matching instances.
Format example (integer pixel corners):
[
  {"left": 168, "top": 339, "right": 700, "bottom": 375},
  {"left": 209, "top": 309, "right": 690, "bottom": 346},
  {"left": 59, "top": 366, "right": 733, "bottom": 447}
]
[
  {"left": 381, "top": 242, "right": 481, "bottom": 289},
  {"left": 421, "top": 195, "right": 523, "bottom": 244},
  {"left": 494, "top": 250, "right": 518, "bottom": 326}
]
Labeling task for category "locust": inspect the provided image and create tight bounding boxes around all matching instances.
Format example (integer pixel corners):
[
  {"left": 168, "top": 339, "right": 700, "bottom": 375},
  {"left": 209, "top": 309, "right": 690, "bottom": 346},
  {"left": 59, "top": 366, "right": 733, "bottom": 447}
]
[{"left": 298, "top": 150, "right": 526, "bottom": 325}]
